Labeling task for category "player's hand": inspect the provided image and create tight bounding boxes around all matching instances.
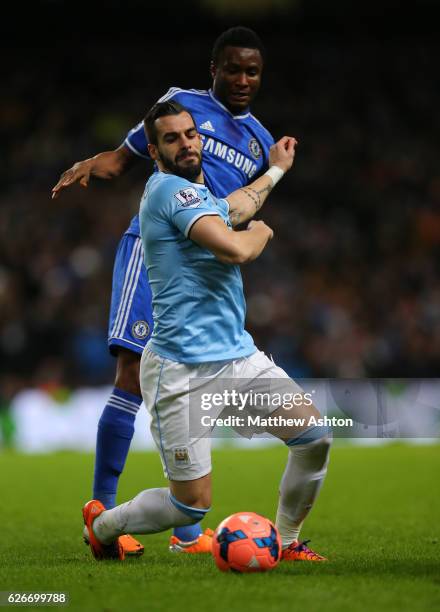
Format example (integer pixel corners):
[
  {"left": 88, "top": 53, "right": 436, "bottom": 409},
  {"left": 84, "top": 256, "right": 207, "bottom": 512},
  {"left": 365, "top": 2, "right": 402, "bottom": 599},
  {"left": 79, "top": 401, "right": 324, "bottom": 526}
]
[
  {"left": 268, "top": 137, "right": 298, "bottom": 173},
  {"left": 247, "top": 219, "right": 274, "bottom": 240},
  {"left": 51, "top": 160, "right": 92, "bottom": 199}
]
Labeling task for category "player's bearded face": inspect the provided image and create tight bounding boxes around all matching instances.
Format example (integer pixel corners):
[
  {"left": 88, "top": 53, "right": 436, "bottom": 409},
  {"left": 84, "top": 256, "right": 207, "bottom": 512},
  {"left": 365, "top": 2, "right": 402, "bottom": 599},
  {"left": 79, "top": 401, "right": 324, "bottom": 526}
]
[
  {"left": 158, "top": 146, "right": 202, "bottom": 182},
  {"left": 154, "top": 113, "right": 203, "bottom": 181}
]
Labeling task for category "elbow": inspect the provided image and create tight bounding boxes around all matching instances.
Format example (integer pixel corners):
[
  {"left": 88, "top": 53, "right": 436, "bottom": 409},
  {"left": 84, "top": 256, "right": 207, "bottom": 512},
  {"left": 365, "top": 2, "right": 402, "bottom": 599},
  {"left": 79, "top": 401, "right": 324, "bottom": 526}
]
[
  {"left": 232, "top": 251, "right": 252, "bottom": 265},
  {"left": 217, "top": 255, "right": 247, "bottom": 265},
  {"left": 216, "top": 246, "right": 251, "bottom": 265}
]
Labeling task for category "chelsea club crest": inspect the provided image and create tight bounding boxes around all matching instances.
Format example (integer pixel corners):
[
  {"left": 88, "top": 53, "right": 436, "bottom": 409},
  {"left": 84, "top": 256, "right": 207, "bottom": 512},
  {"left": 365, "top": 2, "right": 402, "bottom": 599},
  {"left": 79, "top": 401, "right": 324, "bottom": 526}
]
[
  {"left": 132, "top": 320, "right": 150, "bottom": 339},
  {"left": 248, "top": 138, "right": 262, "bottom": 160}
]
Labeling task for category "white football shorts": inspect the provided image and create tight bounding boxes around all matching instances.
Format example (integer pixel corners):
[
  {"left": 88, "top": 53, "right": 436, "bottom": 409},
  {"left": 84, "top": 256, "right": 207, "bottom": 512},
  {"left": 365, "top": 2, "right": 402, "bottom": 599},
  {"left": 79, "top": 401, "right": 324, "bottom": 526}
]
[{"left": 140, "top": 347, "right": 305, "bottom": 481}]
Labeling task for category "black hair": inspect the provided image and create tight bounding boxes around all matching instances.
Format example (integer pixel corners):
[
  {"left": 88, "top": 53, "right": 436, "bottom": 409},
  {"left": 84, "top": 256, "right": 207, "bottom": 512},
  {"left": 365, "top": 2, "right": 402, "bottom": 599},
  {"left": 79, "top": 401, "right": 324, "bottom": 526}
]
[
  {"left": 143, "top": 100, "right": 195, "bottom": 145},
  {"left": 211, "top": 26, "right": 265, "bottom": 66}
]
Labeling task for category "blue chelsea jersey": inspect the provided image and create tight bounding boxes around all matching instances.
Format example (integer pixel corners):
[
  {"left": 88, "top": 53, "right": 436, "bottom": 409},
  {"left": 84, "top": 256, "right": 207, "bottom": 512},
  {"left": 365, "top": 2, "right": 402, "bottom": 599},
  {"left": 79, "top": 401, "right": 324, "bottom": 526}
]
[
  {"left": 124, "top": 88, "right": 274, "bottom": 236},
  {"left": 139, "top": 171, "right": 256, "bottom": 363}
]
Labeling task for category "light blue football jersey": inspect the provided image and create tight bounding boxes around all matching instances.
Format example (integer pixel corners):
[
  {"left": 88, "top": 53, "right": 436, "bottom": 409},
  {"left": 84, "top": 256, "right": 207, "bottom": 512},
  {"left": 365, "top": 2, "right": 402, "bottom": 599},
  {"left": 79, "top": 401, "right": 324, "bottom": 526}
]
[
  {"left": 139, "top": 171, "right": 256, "bottom": 363},
  {"left": 125, "top": 88, "right": 274, "bottom": 237}
]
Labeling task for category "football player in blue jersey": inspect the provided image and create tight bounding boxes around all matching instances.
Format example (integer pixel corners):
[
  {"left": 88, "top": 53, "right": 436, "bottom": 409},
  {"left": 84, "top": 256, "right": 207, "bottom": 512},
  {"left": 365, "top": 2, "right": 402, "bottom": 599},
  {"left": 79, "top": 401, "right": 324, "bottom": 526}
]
[
  {"left": 82, "top": 101, "right": 331, "bottom": 563},
  {"left": 54, "top": 27, "right": 325, "bottom": 561}
]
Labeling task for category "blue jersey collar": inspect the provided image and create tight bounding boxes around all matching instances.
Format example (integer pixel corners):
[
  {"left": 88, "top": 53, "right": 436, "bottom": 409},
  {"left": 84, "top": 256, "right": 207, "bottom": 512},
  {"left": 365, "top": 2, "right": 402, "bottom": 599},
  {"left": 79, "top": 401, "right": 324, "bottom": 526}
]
[{"left": 208, "top": 89, "right": 251, "bottom": 120}]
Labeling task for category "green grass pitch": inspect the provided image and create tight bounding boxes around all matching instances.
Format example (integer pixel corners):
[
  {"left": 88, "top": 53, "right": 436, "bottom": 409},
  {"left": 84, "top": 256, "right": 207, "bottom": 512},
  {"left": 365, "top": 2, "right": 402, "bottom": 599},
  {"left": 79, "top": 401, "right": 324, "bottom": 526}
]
[{"left": 0, "top": 444, "right": 439, "bottom": 611}]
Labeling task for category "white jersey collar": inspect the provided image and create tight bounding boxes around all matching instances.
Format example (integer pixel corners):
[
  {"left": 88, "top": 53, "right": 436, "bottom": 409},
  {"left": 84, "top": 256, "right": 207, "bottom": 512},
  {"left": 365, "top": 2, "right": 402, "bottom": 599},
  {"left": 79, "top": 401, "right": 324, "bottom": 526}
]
[{"left": 208, "top": 89, "right": 251, "bottom": 120}]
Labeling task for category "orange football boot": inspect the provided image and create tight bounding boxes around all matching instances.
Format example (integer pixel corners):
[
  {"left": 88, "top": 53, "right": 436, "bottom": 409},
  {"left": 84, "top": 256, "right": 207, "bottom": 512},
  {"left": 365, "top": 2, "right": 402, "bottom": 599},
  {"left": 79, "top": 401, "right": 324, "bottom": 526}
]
[
  {"left": 169, "top": 528, "right": 214, "bottom": 553},
  {"left": 83, "top": 526, "right": 144, "bottom": 556},
  {"left": 118, "top": 534, "right": 144, "bottom": 556},
  {"left": 82, "top": 500, "right": 125, "bottom": 560},
  {"left": 282, "top": 539, "right": 327, "bottom": 561}
]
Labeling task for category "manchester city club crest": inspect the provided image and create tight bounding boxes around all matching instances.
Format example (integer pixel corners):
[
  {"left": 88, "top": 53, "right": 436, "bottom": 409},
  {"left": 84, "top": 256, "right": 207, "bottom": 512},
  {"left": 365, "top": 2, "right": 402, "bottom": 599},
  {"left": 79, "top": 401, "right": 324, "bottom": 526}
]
[
  {"left": 132, "top": 320, "right": 150, "bottom": 339},
  {"left": 248, "top": 138, "right": 262, "bottom": 160},
  {"left": 173, "top": 446, "right": 191, "bottom": 466}
]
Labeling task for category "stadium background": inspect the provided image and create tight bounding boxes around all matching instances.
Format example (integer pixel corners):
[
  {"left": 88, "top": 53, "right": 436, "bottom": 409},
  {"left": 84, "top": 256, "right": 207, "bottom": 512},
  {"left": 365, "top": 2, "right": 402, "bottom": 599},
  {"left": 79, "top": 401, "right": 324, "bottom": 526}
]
[
  {"left": 1, "top": 3, "right": 439, "bottom": 610},
  {"left": 1, "top": 0, "right": 440, "bottom": 445}
]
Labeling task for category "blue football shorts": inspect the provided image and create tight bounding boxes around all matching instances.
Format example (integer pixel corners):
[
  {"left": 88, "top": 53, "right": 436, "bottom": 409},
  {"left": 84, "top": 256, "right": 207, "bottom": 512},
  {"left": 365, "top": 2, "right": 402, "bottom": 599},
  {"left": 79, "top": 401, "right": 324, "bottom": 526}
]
[{"left": 108, "top": 233, "right": 154, "bottom": 356}]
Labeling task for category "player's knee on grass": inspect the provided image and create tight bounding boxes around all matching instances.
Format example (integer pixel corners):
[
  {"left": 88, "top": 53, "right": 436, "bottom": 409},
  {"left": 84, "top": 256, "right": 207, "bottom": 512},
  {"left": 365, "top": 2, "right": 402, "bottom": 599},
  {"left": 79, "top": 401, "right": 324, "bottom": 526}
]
[
  {"left": 114, "top": 349, "right": 141, "bottom": 396},
  {"left": 93, "top": 487, "right": 208, "bottom": 538}
]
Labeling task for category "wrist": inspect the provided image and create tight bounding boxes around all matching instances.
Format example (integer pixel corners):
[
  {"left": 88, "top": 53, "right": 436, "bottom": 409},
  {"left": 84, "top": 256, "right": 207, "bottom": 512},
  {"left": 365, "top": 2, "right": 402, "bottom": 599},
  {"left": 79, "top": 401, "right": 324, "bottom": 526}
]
[
  {"left": 264, "top": 165, "right": 285, "bottom": 186},
  {"left": 83, "top": 158, "right": 95, "bottom": 171}
]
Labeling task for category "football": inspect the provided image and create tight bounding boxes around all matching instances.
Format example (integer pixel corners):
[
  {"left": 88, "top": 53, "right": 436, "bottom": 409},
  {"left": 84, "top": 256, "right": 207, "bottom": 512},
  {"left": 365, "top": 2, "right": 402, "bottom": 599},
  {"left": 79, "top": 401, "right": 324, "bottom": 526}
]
[{"left": 212, "top": 512, "right": 281, "bottom": 573}]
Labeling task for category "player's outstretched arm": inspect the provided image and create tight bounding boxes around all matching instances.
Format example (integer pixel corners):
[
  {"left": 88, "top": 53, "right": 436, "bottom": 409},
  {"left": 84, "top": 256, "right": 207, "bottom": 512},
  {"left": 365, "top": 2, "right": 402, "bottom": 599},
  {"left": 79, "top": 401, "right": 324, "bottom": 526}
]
[
  {"left": 51, "top": 145, "right": 138, "bottom": 199},
  {"left": 226, "top": 136, "right": 297, "bottom": 226},
  {"left": 190, "top": 216, "right": 273, "bottom": 265}
]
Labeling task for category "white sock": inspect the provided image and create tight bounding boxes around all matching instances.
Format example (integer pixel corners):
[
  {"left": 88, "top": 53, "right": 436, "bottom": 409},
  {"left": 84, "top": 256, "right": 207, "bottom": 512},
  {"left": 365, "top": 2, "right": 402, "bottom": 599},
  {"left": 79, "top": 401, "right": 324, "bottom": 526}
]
[
  {"left": 275, "top": 436, "right": 331, "bottom": 549},
  {"left": 93, "top": 488, "right": 201, "bottom": 545}
]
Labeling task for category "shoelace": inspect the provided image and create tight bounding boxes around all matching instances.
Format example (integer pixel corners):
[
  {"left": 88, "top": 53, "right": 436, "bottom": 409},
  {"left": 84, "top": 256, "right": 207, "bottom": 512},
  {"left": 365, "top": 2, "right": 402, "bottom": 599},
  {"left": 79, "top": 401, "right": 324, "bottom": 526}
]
[
  {"left": 293, "top": 539, "right": 312, "bottom": 552},
  {"left": 292, "top": 539, "right": 323, "bottom": 559}
]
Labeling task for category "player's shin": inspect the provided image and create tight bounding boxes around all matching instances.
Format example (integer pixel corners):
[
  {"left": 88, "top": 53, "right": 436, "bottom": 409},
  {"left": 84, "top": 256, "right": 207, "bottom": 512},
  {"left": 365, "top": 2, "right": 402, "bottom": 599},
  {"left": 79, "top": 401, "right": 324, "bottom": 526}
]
[
  {"left": 275, "top": 430, "right": 331, "bottom": 548},
  {"left": 93, "top": 388, "right": 142, "bottom": 508},
  {"left": 92, "top": 488, "right": 210, "bottom": 544}
]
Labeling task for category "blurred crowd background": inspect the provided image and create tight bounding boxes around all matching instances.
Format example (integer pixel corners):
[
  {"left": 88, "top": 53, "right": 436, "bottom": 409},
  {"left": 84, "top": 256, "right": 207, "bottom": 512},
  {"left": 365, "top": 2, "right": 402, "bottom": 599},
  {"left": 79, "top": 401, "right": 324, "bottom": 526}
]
[{"left": 1, "top": 0, "right": 440, "bottom": 409}]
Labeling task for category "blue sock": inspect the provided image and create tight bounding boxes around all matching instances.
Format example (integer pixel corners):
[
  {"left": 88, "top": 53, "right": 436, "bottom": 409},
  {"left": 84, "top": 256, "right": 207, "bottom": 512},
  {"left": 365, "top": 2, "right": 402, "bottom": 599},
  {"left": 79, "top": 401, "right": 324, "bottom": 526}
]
[
  {"left": 93, "top": 387, "right": 142, "bottom": 509},
  {"left": 173, "top": 523, "right": 203, "bottom": 542}
]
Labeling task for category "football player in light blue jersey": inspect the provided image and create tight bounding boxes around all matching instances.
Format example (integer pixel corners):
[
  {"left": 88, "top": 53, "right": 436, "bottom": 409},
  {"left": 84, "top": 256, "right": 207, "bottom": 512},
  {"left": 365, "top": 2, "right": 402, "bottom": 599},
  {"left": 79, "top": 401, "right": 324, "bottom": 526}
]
[
  {"left": 52, "top": 27, "right": 276, "bottom": 556},
  {"left": 82, "top": 102, "right": 331, "bottom": 563}
]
